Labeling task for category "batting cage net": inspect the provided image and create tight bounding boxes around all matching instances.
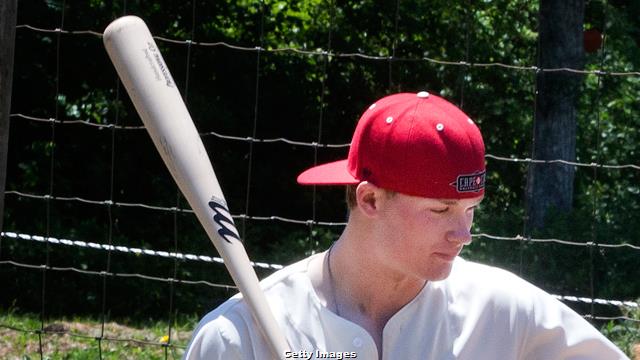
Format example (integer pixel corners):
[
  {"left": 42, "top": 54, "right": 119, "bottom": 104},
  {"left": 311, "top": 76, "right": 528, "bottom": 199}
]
[{"left": 1, "top": 0, "right": 639, "bottom": 358}]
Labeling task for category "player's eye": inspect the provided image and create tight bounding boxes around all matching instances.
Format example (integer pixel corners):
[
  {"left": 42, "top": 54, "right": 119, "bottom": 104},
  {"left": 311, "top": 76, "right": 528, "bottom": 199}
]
[{"left": 430, "top": 207, "right": 449, "bottom": 214}]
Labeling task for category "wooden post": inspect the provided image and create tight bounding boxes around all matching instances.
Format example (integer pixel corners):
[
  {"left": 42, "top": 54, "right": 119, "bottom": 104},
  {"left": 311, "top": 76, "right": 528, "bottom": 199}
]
[
  {"left": 0, "top": 0, "right": 18, "bottom": 233},
  {"left": 526, "top": 0, "right": 585, "bottom": 230}
]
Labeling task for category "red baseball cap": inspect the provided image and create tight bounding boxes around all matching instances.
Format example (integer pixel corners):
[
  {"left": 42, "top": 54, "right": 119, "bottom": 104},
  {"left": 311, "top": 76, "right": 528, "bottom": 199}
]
[{"left": 297, "top": 92, "right": 486, "bottom": 199}]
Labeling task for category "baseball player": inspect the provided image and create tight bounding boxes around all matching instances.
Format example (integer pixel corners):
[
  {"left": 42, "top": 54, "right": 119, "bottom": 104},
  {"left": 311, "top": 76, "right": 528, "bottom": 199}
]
[{"left": 184, "top": 92, "right": 628, "bottom": 359}]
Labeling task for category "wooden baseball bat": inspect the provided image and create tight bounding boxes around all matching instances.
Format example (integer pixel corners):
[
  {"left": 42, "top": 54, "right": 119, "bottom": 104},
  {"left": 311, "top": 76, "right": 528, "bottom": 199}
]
[{"left": 103, "top": 15, "right": 289, "bottom": 358}]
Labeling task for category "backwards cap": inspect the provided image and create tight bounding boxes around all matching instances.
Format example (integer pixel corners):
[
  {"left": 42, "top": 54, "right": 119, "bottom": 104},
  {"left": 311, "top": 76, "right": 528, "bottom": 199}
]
[{"left": 297, "top": 92, "right": 486, "bottom": 199}]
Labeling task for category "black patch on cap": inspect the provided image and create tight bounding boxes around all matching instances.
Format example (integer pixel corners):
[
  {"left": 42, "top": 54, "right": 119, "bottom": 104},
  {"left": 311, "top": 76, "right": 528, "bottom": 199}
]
[{"left": 451, "top": 171, "right": 486, "bottom": 193}]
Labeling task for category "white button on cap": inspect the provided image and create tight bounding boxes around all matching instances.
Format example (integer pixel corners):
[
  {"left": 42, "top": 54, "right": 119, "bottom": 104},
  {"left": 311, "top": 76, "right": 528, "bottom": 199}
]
[
  {"left": 352, "top": 337, "right": 363, "bottom": 348},
  {"left": 385, "top": 116, "right": 393, "bottom": 124},
  {"left": 417, "top": 91, "right": 430, "bottom": 98},
  {"left": 436, "top": 123, "right": 444, "bottom": 131}
]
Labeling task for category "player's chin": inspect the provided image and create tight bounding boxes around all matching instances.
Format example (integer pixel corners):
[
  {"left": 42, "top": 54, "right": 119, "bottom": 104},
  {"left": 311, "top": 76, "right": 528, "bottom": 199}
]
[
  {"left": 422, "top": 263, "right": 455, "bottom": 281},
  {"left": 430, "top": 269, "right": 454, "bottom": 281}
]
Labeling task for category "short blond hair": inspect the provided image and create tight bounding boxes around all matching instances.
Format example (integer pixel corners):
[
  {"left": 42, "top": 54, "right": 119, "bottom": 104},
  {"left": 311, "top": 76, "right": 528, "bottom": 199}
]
[{"left": 346, "top": 184, "right": 358, "bottom": 209}]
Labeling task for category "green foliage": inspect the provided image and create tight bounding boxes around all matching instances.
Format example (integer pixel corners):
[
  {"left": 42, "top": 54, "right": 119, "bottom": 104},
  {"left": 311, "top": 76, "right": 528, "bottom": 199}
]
[
  {"left": 2, "top": 1, "right": 639, "bottom": 355},
  {"left": 600, "top": 301, "right": 640, "bottom": 357}
]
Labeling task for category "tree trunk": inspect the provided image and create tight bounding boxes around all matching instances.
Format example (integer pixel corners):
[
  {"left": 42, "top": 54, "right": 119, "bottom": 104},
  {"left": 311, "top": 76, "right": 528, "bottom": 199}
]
[
  {"left": 0, "top": 0, "right": 18, "bottom": 233},
  {"left": 526, "top": 0, "right": 585, "bottom": 230}
]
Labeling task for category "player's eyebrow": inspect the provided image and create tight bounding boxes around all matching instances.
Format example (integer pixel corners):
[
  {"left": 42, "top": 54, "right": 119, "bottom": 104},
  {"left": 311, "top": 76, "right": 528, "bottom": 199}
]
[
  {"left": 436, "top": 196, "right": 485, "bottom": 206},
  {"left": 437, "top": 199, "right": 459, "bottom": 205}
]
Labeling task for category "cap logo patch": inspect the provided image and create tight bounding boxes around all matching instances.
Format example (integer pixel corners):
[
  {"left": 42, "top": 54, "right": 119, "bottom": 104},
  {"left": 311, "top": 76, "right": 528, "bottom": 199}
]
[{"left": 451, "top": 171, "right": 485, "bottom": 193}]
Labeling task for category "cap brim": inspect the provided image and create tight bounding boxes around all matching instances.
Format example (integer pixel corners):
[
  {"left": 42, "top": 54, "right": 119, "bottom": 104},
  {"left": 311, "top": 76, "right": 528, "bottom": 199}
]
[{"left": 297, "top": 159, "right": 360, "bottom": 185}]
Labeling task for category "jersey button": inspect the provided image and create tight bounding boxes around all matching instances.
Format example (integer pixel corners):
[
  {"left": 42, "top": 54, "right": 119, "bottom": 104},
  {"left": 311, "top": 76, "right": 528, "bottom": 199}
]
[{"left": 352, "top": 337, "right": 363, "bottom": 348}]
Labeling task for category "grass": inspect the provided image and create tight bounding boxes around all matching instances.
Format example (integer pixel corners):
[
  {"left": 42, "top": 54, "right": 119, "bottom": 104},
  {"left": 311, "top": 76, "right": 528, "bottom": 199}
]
[
  {"left": 1, "top": 307, "right": 638, "bottom": 359},
  {"left": 0, "top": 308, "right": 198, "bottom": 360}
]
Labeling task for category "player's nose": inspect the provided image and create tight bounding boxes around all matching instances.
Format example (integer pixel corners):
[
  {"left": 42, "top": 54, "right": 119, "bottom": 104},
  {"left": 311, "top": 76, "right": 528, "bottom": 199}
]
[{"left": 446, "top": 218, "right": 472, "bottom": 246}]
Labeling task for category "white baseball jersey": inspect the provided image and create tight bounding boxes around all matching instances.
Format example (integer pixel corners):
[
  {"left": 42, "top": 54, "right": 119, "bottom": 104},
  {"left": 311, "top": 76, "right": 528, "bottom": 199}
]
[{"left": 183, "top": 256, "right": 628, "bottom": 359}]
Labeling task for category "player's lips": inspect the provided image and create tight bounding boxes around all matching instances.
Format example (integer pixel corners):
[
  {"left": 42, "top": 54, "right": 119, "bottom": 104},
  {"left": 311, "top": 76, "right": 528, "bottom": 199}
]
[{"left": 433, "top": 250, "right": 460, "bottom": 261}]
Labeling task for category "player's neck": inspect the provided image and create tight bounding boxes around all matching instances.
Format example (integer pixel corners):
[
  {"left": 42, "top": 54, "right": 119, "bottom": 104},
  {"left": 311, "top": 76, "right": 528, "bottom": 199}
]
[
  {"left": 331, "top": 223, "right": 426, "bottom": 325},
  {"left": 323, "top": 228, "right": 425, "bottom": 357}
]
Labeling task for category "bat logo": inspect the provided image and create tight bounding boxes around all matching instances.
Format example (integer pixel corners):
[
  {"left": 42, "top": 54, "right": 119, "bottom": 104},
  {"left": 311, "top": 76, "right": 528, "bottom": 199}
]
[
  {"left": 208, "top": 198, "right": 240, "bottom": 244},
  {"left": 146, "top": 41, "right": 175, "bottom": 88}
]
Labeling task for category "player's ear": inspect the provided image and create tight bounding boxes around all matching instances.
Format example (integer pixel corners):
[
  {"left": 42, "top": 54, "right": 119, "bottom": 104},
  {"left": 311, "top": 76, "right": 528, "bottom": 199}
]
[{"left": 355, "top": 181, "right": 385, "bottom": 217}]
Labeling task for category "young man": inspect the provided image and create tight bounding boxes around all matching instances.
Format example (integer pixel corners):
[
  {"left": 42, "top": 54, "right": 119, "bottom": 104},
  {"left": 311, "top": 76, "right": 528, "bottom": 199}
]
[{"left": 184, "top": 92, "right": 627, "bottom": 359}]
